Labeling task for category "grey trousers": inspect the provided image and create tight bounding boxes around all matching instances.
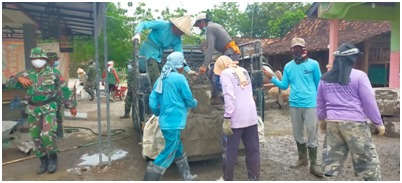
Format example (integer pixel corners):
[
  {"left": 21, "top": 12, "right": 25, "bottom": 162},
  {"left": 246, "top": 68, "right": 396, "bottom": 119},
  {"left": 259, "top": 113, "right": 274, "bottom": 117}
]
[{"left": 289, "top": 107, "right": 319, "bottom": 148}]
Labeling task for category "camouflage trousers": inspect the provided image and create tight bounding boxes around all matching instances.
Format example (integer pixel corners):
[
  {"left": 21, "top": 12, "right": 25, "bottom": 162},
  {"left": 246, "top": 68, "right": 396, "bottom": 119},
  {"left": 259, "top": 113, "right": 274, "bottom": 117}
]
[
  {"left": 56, "top": 104, "right": 64, "bottom": 140},
  {"left": 124, "top": 89, "right": 133, "bottom": 113},
  {"left": 147, "top": 58, "right": 163, "bottom": 87},
  {"left": 27, "top": 112, "right": 58, "bottom": 158},
  {"left": 84, "top": 81, "right": 96, "bottom": 97},
  {"left": 322, "top": 121, "right": 381, "bottom": 180}
]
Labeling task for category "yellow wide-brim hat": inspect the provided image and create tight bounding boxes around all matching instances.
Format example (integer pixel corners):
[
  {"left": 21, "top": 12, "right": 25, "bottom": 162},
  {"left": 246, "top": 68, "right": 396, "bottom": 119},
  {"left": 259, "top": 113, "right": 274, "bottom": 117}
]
[{"left": 170, "top": 15, "right": 192, "bottom": 36}]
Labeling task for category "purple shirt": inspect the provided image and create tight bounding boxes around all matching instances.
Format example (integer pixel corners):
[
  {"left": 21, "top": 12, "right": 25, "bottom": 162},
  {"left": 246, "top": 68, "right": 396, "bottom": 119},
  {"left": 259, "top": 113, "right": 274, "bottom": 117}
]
[
  {"left": 220, "top": 67, "right": 258, "bottom": 129},
  {"left": 316, "top": 69, "right": 383, "bottom": 127}
]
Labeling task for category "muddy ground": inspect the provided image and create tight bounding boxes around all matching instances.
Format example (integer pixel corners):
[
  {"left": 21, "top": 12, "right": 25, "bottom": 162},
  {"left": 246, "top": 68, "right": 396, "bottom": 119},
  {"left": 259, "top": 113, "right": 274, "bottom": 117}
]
[{"left": 2, "top": 96, "right": 400, "bottom": 181}]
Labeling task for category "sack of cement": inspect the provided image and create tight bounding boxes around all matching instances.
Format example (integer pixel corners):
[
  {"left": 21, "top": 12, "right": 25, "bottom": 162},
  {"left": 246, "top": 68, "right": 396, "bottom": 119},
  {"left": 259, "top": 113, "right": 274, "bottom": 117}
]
[{"left": 142, "top": 115, "right": 165, "bottom": 160}]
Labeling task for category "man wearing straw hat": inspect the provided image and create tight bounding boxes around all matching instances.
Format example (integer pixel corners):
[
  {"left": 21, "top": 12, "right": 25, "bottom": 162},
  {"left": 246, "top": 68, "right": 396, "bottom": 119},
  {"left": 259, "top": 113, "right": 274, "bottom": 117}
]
[{"left": 132, "top": 15, "right": 198, "bottom": 86}]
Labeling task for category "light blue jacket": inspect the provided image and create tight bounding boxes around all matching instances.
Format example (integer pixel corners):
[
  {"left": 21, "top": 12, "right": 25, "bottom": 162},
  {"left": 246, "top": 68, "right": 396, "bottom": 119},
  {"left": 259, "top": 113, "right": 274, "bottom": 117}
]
[
  {"left": 135, "top": 20, "right": 189, "bottom": 72},
  {"left": 271, "top": 58, "right": 321, "bottom": 108},
  {"left": 149, "top": 72, "right": 197, "bottom": 130}
]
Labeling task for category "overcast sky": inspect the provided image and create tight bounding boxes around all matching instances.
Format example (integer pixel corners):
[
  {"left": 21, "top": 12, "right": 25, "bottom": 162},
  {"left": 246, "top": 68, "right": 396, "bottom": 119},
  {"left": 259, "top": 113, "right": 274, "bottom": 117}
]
[{"left": 117, "top": 1, "right": 249, "bottom": 18}]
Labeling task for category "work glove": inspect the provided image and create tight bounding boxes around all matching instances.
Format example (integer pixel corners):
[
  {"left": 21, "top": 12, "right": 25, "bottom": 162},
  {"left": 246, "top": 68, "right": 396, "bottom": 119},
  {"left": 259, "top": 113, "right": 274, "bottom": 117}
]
[
  {"left": 17, "top": 76, "right": 33, "bottom": 88},
  {"left": 198, "top": 66, "right": 207, "bottom": 75},
  {"left": 132, "top": 33, "right": 141, "bottom": 43},
  {"left": 319, "top": 120, "right": 327, "bottom": 134},
  {"left": 376, "top": 125, "right": 385, "bottom": 136},
  {"left": 70, "top": 108, "right": 77, "bottom": 117},
  {"left": 187, "top": 70, "right": 198, "bottom": 77},
  {"left": 223, "top": 118, "right": 233, "bottom": 136}
]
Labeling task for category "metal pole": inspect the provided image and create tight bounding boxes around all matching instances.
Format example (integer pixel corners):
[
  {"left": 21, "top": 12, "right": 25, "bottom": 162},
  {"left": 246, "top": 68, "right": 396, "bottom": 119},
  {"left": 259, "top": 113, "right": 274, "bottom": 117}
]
[
  {"left": 103, "top": 3, "right": 112, "bottom": 164},
  {"left": 93, "top": 2, "right": 103, "bottom": 165}
]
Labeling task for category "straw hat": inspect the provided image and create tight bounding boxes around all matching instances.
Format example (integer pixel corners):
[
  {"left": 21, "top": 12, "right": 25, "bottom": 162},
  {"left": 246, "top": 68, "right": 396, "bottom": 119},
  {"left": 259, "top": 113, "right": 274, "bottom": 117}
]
[
  {"left": 291, "top": 37, "right": 306, "bottom": 48},
  {"left": 170, "top": 15, "right": 192, "bottom": 35},
  {"left": 77, "top": 68, "right": 85, "bottom": 74}
]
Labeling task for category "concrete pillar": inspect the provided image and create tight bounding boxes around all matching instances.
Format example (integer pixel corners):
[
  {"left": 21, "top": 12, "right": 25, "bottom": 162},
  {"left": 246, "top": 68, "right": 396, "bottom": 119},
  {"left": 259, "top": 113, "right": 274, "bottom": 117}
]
[
  {"left": 389, "top": 18, "right": 400, "bottom": 88},
  {"left": 327, "top": 19, "right": 339, "bottom": 71},
  {"left": 23, "top": 24, "right": 37, "bottom": 70}
]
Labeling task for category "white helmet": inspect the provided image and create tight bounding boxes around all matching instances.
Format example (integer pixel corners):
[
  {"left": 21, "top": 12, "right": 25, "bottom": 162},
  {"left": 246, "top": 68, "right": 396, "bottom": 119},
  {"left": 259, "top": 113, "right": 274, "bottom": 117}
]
[{"left": 193, "top": 13, "right": 210, "bottom": 26}]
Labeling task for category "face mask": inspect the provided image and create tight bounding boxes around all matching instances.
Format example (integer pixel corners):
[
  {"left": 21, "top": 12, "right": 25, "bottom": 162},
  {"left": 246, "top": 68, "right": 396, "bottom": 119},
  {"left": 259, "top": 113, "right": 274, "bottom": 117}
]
[
  {"left": 292, "top": 49, "right": 305, "bottom": 64},
  {"left": 53, "top": 60, "right": 59, "bottom": 67},
  {"left": 31, "top": 59, "right": 47, "bottom": 68},
  {"left": 202, "top": 27, "right": 207, "bottom": 32},
  {"left": 127, "top": 64, "right": 133, "bottom": 70}
]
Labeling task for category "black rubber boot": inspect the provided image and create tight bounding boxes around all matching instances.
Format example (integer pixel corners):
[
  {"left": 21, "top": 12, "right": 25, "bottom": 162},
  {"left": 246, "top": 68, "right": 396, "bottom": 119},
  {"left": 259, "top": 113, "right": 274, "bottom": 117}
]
[
  {"left": 89, "top": 91, "right": 95, "bottom": 101},
  {"left": 308, "top": 147, "right": 324, "bottom": 177},
  {"left": 143, "top": 161, "right": 166, "bottom": 181},
  {"left": 290, "top": 142, "right": 308, "bottom": 168},
  {"left": 47, "top": 153, "right": 58, "bottom": 174},
  {"left": 37, "top": 156, "right": 49, "bottom": 174},
  {"left": 175, "top": 153, "right": 198, "bottom": 181}
]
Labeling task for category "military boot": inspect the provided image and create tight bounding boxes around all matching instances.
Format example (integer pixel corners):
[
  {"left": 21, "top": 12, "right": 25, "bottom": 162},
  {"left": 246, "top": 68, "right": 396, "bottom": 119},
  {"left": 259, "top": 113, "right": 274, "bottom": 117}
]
[
  {"left": 120, "top": 108, "right": 130, "bottom": 119},
  {"left": 47, "top": 153, "right": 58, "bottom": 174},
  {"left": 308, "top": 147, "right": 324, "bottom": 177},
  {"left": 290, "top": 142, "right": 308, "bottom": 168},
  {"left": 88, "top": 90, "right": 95, "bottom": 101},
  {"left": 175, "top": 153, "right": 198, "bottom": 181},
  {"left": 37, "top": 155, "right": 49, "bottom": 174},
  {"left": 143, "top": 161, "right": 166, "bottom": 181}
]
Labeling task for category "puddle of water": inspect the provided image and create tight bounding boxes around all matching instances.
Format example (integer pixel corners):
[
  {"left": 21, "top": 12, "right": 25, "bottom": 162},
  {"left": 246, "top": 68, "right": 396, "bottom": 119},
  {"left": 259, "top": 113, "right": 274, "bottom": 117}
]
[{"left": 78, "top": 149, "right": 128, "bottom": 166}]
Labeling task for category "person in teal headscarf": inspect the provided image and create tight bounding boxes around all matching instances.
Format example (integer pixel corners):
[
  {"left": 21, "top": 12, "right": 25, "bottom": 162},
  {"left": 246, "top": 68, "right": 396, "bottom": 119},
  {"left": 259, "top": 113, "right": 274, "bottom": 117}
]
[{"left": 144, "top": 52, "right": 198, "bottom": 181}]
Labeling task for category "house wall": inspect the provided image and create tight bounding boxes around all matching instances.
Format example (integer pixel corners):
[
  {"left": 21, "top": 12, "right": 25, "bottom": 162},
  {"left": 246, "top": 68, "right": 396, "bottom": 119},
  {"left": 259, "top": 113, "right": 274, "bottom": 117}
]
[
  {"left": 2, "top": 39, "right": 70, "bottom": 84},
  {"left": 266, "top": 33, "right": 391, "bottom": 86}
]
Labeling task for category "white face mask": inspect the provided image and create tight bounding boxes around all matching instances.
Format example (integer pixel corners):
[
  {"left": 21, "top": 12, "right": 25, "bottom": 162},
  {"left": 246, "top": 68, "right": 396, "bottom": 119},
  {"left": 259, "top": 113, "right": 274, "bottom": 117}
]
[
  {"left": 31, "top": 59, "right": 47, "bottom": 68},
  {"left": 53, "top": 60, "right": 60, "bottom": 67}
]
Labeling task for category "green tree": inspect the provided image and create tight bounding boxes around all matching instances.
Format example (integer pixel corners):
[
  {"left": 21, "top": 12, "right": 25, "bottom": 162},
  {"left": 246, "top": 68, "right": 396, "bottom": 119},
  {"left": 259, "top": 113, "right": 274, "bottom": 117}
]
[
  {"left": 241, "top": 2, "right": 311, "bottom": 38},
  {"left": 71, "top": 2, "right": 133, "bottom": 68},
  {"left": 206, "top": 2, "right": 247, "bottom": 37}
]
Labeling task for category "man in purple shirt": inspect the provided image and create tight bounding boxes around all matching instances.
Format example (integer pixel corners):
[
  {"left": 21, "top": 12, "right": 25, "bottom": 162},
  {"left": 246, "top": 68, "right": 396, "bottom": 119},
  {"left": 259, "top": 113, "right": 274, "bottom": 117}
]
[
  {"left": 215, "top": 55, "right": 260, "bottom": 181},
  {"left": 317, "top": 43, "right": 385, "bottom": 181}
]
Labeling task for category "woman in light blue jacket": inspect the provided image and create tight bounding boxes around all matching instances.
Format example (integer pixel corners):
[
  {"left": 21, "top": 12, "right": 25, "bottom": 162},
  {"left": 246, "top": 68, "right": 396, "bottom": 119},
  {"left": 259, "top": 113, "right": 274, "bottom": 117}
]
[{"left": 144, "top": 52, "right": 198, "bottom": 181}]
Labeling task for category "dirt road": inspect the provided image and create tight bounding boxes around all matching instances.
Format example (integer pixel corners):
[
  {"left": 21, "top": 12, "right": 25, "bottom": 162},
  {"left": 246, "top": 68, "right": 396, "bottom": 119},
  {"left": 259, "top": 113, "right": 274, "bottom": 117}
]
[{"left": 2, "top": 98, "right": 400, "bottom": 181}]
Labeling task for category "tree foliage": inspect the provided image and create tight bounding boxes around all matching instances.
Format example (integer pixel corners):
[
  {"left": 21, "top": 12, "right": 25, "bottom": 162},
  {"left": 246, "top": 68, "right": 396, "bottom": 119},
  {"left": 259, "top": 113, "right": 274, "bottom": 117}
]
[
  {"left": 241, "top": 2, "right": 311, "bottom": 38},
  {"left": 70, "top": 2, "right": 311, "bottom": 66}
]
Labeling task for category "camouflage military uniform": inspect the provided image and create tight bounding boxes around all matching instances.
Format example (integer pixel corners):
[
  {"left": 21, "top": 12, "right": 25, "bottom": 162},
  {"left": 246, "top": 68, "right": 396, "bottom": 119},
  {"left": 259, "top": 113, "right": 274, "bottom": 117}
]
[
  {"left": 84, "top": 62, "right": 97, "bottom": 101},
  {"left": 47, "top": 52, "right": 64, "bottom": 139},
  {"left": 121, "top": 63, "right": 134, "bottom": 118},
  {"left": 6, "top": 49, "right": 76, "bottom": 159},
  {"left": 322, "top": 121, "right": 381, "bottom": 181}
]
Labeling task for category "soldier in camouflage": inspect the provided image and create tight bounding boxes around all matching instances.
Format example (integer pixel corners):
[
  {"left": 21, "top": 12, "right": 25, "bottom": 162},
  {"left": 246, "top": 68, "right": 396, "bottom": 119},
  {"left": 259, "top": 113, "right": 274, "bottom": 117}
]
[
  {"left": 317, "top": 43, "right": 385, "bottom": 181},
  {"left": 46, "top": 52, "right": 64, "bottom": 140},
  {"left": 85, "top": 60, "right": 97, "bottom": 101},
  {"left": 120, "top": 61, "right": 134, "bottom": 119},
  {"left": 6, "top": 47, "right": 77, "bottom": 174}
]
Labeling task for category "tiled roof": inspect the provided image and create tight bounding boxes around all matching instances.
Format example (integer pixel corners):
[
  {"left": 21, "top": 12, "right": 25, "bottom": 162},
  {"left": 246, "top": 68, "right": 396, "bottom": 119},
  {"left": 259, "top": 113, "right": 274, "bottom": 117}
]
[{"left": 264, "top": 18, "right": 391, "bottom": 55}]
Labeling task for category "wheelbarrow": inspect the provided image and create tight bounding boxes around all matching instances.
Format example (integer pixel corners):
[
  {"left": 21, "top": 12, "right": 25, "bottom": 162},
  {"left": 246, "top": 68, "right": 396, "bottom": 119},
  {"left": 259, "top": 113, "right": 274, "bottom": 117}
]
[
  {"left": 3, "top": 121, "right": 18, "bottom": 140},
  {"left": 115, "top": 85, "right": 128, "bottom": 100}
]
